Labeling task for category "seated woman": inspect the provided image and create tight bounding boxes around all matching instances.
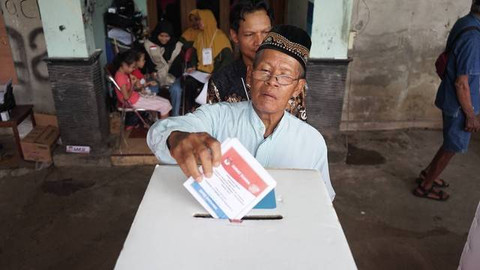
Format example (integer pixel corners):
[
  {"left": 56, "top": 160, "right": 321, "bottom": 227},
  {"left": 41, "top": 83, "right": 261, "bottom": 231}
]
[
  {"left": 144, "top": 20, "right": 183, "bottom": 116},
  {"left": 114, "top": 50, "right": 172, "bottom": 120},
  {"left": 170, "top": 9, "right": 233, "bottom": 113},
  {"left": 179, "top": 9, "right": 200, "bottom": 49}
]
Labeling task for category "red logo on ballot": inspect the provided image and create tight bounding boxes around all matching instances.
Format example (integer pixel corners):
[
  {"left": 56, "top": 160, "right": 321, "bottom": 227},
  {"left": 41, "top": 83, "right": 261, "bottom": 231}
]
[{"left": 221, "top": 148, "right": 267, "bottom": 196}]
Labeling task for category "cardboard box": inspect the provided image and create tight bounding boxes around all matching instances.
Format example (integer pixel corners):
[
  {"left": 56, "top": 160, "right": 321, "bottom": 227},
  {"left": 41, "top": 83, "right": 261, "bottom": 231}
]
[
  {"left": 21, "top": 125, "right": 60, "bottom": 162},
  {"left": 34, "top": 113, "right": 58, "bottom": 128}
]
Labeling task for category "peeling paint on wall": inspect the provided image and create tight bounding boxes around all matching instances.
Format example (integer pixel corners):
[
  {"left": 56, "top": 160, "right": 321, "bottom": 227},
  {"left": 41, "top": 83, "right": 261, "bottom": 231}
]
[
  {"left": 0, "top": 0, "right": 54, "bottom": 113},
  {"left": 341, "top": 0, "right": 472, "bottom": 131}
]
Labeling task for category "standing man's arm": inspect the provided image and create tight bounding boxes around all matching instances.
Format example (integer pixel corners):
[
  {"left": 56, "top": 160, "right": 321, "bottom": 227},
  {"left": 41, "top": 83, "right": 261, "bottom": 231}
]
[
  {"left": 455, "top": 76, "right": 480, "bottom": 132},
  {"left": 454, "top": 33, "right": 480, "bottom": 133}
]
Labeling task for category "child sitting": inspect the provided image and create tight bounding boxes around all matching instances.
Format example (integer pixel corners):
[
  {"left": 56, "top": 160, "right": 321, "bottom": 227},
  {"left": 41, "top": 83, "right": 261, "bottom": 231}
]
[
  {"left": 114, "top": 50, "right": 172, "bottom": 119},
  {"left": 132, "top": 50, "right": 160, "bottom": 95}
]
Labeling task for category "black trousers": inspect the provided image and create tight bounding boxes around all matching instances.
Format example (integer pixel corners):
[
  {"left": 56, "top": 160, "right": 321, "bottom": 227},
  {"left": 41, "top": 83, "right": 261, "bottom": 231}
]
[{"left": 182, "top": 76, "right": 204, "bottom": 113}]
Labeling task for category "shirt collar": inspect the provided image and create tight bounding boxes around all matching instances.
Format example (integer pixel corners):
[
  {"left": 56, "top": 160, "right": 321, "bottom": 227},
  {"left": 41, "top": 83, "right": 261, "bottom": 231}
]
[{"left": 248, "top": 101, "right": 288, "bottom": 139}]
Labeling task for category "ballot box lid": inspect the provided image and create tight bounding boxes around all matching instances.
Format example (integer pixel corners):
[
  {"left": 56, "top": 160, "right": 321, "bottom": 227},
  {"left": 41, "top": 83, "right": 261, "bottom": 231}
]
[{"left": 115, "top": 165, "right": 357, "bottom": 270}]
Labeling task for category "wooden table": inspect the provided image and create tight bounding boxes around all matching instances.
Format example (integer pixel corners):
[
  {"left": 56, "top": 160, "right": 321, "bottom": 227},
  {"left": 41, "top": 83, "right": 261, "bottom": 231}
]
[{"left": 0, "top": 105, "right": 35, "bottom": 159}]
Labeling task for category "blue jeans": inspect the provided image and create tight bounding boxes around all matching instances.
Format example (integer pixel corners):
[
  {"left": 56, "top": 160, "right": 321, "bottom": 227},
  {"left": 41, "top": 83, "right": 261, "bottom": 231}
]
[{"left": 169, "top": 78, "right": 182, "bottom": 116}]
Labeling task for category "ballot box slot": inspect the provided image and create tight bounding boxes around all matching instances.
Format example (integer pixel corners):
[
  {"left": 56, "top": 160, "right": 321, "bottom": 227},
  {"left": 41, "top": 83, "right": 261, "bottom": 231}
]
[{"left": 193, "top": 213, "right": 283, "bottom": 220}]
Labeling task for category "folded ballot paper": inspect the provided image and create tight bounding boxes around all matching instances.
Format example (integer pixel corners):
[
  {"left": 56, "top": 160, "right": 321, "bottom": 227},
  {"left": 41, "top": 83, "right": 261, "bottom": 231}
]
[{"left": 183, "top": 138, "right": 277, "bottom": 220}]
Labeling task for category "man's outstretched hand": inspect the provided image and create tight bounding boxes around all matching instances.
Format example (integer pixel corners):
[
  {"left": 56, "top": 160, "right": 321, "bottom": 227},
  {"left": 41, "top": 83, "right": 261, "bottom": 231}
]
[{"left": 167, "top": 131, "right": 222, "bottom": 182}]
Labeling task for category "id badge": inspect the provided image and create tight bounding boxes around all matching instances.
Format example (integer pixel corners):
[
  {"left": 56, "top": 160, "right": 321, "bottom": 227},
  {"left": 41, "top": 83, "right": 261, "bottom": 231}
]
[{"left": 202, "top": 48, "right": 213, "bottom": 66}]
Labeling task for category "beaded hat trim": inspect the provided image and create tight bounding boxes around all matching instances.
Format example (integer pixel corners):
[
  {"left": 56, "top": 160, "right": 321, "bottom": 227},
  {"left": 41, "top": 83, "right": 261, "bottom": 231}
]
[{"left": 260, "top": 32, "right": 310, "bottom": 65}]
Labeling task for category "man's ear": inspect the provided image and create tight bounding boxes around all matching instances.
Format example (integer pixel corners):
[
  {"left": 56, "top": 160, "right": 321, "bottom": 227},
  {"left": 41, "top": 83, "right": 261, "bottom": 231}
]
[
  {"left": 230, "top": 29, "right": 239, "bottom": 44},
  {"left": 292, "top": 79, "right": 306, "bottom": 98}
]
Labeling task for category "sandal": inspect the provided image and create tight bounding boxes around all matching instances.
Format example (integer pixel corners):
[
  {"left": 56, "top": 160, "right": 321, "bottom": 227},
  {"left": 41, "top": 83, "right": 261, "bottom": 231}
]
[
  {"left": 412, "top": 184, "right": 449, "bottom": 201},
  {"left": 415, "top": 170, "right": 449, "bottom": 188}
]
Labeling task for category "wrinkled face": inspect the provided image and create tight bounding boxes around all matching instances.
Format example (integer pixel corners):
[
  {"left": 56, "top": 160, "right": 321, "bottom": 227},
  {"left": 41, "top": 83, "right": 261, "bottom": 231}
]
[
  {"left": 248, "top": 49, "right": 305, "bottom": 116},
  {"left": 231, "top": 10, "right": 271, "bottom": 63},
  {"left": 122, "top": 62, "right": 136, "bottom": 74},
  {"left": 136, "top": 54, "right": 146, "bottom": 69},
  {"left": 157, "top": 32, "right": 171, "bottom": 45}
]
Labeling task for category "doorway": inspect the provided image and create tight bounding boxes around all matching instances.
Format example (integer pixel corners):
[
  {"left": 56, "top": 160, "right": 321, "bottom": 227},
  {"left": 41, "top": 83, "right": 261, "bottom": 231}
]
[{"left": 146, "top": 0, "right": 286, "bottom": 36}]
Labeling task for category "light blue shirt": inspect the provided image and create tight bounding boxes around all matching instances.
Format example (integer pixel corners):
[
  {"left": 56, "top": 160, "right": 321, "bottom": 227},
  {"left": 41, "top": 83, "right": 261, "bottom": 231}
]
[{"left": 147, "top": 101, "right": 335, "bottom": 200}]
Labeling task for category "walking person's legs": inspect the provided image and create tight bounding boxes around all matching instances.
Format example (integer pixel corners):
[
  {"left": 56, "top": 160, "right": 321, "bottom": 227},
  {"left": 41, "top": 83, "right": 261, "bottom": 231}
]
[
  {"left": 413, "top": 112, "right": 472, "bottom": 200},
  {"left": 414, "top": 147, "right": 455, "bottom": 200}
]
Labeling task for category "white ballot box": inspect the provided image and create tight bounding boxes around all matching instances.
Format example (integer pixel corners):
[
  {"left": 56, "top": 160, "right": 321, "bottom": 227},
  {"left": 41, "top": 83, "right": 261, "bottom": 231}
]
[
  {"left": 458, "top": 202, "right": 480, "bottom": 270},
  {"left": 115, "top": 165, "right": 357, "bottom": 270}
]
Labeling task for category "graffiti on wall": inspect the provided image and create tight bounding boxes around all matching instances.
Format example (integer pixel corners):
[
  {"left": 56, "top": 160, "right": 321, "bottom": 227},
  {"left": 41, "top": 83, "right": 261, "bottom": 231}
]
[
  {"left": 3, "top": 0, "right": 40, "bottom": 19},
  {"left": 1, "top": 0, "right": 49, "bottom": 86}
]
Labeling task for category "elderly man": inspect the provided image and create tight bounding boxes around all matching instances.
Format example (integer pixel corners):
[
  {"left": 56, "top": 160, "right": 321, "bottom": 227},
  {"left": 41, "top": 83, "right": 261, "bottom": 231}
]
[
  {"left": 414, "top": 1, "right": 480, "bottom": 200},
  {"left": 147, "top": 25, "right": 335, "bottom": 200},
  {"left": 207, "top": 0, "right": 308, "bottom": 121}
]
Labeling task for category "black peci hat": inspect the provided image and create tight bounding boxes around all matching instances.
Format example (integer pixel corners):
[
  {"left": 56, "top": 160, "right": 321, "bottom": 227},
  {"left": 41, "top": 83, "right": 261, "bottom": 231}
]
[{"left": 257, "top": 25, "right": 312, "bottom": 72}]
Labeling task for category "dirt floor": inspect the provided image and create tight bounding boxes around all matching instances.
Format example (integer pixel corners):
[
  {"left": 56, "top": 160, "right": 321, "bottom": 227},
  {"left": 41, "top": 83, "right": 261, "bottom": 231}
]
[{"left": 0, "top": 129, "right": 479, "bottom": 270}]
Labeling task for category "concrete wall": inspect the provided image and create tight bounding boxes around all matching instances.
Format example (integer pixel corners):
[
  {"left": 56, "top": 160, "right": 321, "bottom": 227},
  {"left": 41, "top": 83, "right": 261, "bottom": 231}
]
[
  {"left": 341, "top": 0, "right": 472, "bottom": 131},
  {"left": 310, "top": 0, "right": 354, "bottom": 59},
  {"left": 39, "top": 0, "right": 93, "bottom": 58},
  {"left": 91, "top": 0, "right": 111, "bottom": 66},
  {"left": 0, "top": 0, "right": 54, "bottom": 113}
]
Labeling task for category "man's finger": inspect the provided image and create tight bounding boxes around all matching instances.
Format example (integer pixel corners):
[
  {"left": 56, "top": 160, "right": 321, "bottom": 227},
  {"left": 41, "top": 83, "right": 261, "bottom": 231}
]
[
  {"left": 197, "top": 146, "right": 213, "bottom": 178},
  {"left": 184, "top": 154, "right": 202, "bottom": 182},
  {"left": 205, "top": 137, "right": 222, "bottom": 167},
  {"left": 178, "top": 161, "right": 191, "bottom": 178}
]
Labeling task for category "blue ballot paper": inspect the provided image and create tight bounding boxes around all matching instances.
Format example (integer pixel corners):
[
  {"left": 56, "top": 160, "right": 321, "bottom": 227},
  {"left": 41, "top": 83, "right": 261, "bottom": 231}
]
[{"left": 254, "top": 189, "right": 277, "bottom": 209}]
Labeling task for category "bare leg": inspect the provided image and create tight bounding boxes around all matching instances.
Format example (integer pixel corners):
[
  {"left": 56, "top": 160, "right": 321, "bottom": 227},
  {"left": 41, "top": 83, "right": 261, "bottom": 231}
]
[
  {"left": 420, "top": 147, "right": 449, "bottom": 185},
  {"left": 423, "top": 146, "right": 455, "bottom": 189},
  {"left": 423, "top": 147, "right": 444, "bottom": 174},
  {"left": 415, "top": 146, "right": 455, "bottom": 199}
]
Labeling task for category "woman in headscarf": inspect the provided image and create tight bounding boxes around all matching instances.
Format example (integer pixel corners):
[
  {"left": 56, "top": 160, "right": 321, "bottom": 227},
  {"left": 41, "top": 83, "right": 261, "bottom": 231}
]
[
  {"left": 144, "top": 20, "right": 184, "bottom": 116},
  {"left": 174, "top": 9, "right": 233, "bottom": 112},
  {"left": 190, "top": 9, "right": 233, "bottom": 74},
  {"left": 179, "top": 9, "right": 201, "bottom": 49}
]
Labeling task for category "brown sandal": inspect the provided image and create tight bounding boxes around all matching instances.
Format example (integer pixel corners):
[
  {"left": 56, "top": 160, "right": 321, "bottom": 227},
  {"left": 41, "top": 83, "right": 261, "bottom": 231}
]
[
  {"left": 412, "top": 184, "right": 449, "bottom": 201},
  {"left": 416, "top": 170, "right": 449, "bottom": 188}
]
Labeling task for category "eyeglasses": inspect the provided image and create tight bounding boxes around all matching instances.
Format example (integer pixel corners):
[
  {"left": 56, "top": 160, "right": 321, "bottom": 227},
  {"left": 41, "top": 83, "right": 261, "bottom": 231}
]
[{"left": 252, "top": 70, "right": 300, "bottom": 86}]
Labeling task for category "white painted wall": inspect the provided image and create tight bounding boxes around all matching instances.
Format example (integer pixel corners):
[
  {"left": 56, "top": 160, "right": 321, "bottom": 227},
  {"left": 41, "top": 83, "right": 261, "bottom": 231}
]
[
  {"left": 310, "top": 0, "right": 354, "bottom": 59},
  {"left": 38, "top": 0, "right": 92, "bottom": 58},
  {"left": 341, "top": 0, "right": 472, "bottom": 130}
]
